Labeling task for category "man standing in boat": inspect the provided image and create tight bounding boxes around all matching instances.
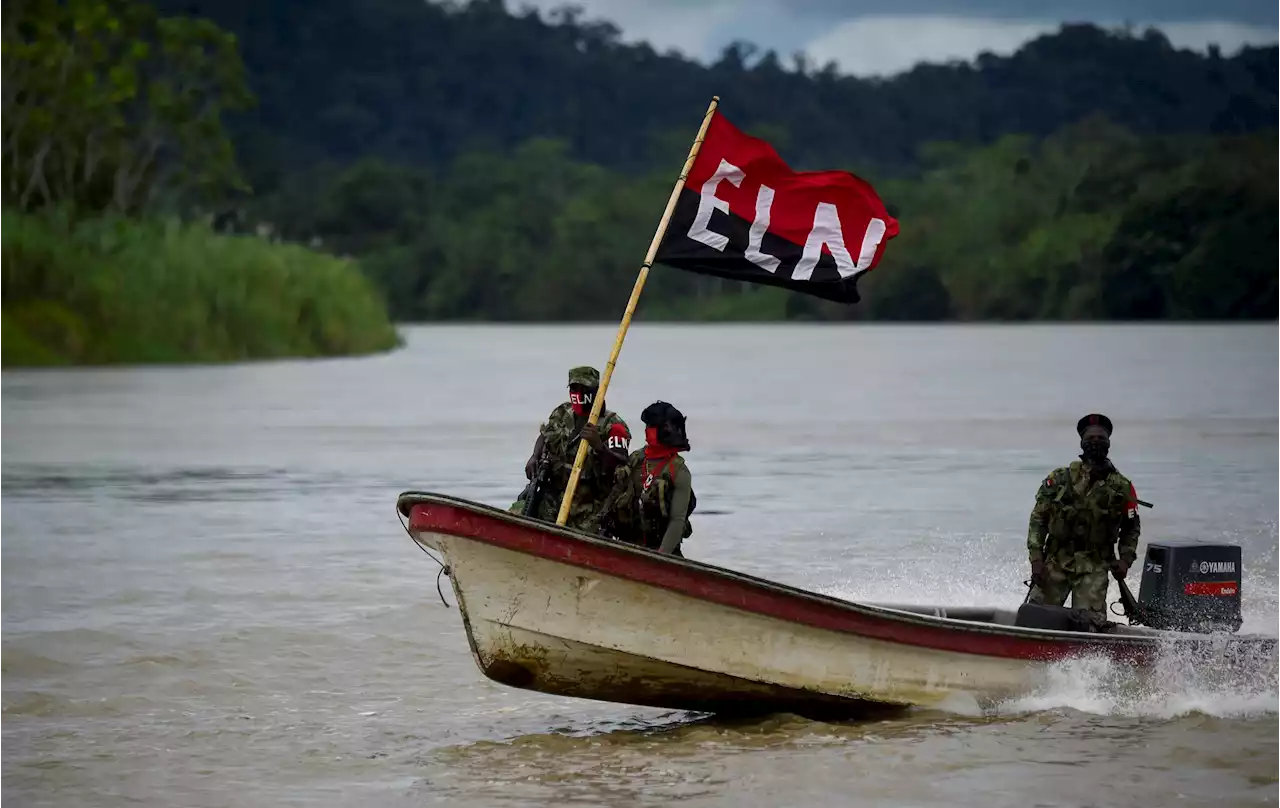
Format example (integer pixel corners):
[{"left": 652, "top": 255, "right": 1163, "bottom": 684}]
[
  {"left": 1026, "top": 413, "right": 1141, "bottom": 616},
  {"left": 600, "top": 401, "right": 696, "bottom": 556},
  {"left": 511, "top": 366, "right": 631, "bottom": 532}
]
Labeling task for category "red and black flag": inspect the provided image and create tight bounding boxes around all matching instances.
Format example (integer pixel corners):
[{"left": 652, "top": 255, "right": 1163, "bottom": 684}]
[{"left": 654, "top": 111, "right": 899, "bottom": 304}]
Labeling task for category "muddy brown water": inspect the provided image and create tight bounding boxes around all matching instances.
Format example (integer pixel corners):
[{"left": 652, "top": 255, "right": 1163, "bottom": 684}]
[{"left": 4, "top": 324, "right": 1277, "bottom": 807}]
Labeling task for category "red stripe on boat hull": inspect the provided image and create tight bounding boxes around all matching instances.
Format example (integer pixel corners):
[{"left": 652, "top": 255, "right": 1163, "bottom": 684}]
[{"left": 408, "top": 502, "right": 1151, "bottom": 665}]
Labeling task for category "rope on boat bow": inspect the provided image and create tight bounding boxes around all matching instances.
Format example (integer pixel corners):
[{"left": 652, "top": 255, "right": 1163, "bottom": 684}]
[{"left": 397, "top": 506, "right": 452, "bottom": 609}]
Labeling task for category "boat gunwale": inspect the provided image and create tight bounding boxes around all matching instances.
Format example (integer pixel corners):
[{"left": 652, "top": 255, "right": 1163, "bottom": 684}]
[{"left": 396, "top": 491, "right": 1272, "bottom": 661}]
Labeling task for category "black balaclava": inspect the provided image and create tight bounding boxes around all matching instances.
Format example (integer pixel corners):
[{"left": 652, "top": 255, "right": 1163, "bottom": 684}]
[{"left": 1077, "top": 413, "right": 1113, "bottom": 466}]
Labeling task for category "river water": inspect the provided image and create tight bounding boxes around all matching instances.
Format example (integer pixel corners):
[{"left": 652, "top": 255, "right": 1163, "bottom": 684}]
[{"left": 3, "top": 323, "right": 1277, "bottom": 807}]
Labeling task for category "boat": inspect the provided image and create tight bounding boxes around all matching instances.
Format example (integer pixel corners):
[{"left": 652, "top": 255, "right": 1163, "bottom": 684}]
[{"left": 396, "top": 491, "right": 1278, "bottom": 719}]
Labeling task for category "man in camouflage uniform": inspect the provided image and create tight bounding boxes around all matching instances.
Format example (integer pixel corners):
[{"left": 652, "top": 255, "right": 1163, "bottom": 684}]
[
  {"left": 510, "top": 366, "right": 631, "bottom": 533},
  {"left": 1026, "top": 413, "right": 1141, "bottom": 617},
  {"left": 599, "top": 401, "right": 696, "bottom": 557}
]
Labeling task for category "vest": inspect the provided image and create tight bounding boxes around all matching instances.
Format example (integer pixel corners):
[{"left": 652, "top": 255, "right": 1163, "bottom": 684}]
[
  {"left": 1044, "top": 460, "right": 1132, "bottom": 556},
  {"left": 540, "top": 403, "right": 628, "bottom": 493},
  {"left": 611, "top": 451, "right": 696, "bottom": 549}
]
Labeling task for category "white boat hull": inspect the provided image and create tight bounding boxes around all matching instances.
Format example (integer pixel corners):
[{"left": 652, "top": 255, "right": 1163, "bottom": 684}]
[
  {"left": 401, "top": 493, "right": 1277, "bottom": 717},
  {"left": 432, "top": 531, "right": 1044, "bottom": 713}
]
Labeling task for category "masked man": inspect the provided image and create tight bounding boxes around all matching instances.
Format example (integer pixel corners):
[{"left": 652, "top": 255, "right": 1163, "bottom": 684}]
[
  {"left": 1026, "top": 413, "right": 1141, "bottom": 616},
  {"left": 600, "top": 401, "right": 696, "bottom": 557},
  {"left": 511, "top": 366, "right": 630, "bottom": 533}
]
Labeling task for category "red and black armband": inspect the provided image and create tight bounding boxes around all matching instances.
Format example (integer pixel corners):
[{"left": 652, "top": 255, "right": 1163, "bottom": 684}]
[{"left": 605, "top": 423, "right": 631, "bottom": 453}]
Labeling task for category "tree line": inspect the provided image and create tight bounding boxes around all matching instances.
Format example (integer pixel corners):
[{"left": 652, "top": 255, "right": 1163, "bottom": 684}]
[
  {"left": 146, "top": 0, "right": 1277, "bottom": 192},
  {"left": 1, "top": 0, "right": 398, "bottom": 366},
  {"left": 3, "top": 0, "right": 1275, "bottom": 354},
  {"left": 252, "top": 119, "right": 1277, "bottom": 322},
  {"left": 154, "top": 0, "right": 1276, "bottom": 322}
]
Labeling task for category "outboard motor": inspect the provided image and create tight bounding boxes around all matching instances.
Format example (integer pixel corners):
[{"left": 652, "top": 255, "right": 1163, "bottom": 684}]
[{"left": 1137, "top": 541, "right": 1243, "bottom": 633}]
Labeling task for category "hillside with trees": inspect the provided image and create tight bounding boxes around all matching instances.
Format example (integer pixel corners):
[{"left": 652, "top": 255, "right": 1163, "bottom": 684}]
[
  {"left": 186, "top": 0, "right": 1272, "bottom": 322},
  {"left": 6, "top": 0, "right": 1275, "bottom": 359},
  {"left": 149, "top": 0, "right": 1277, "bottom": 189}
]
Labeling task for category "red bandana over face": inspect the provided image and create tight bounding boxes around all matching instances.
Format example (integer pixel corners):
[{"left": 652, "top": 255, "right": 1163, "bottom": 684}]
[
  {"left": 569, "top": 390, "right": 594, "bottom": 416},
  {"left": 643, "top": 426, "right": 679, "bottom": 460}
]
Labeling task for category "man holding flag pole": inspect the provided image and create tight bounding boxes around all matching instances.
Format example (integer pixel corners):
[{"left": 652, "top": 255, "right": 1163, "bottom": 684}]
[{"left": 555, "top": 96, "right": 901, "bottom": 529}]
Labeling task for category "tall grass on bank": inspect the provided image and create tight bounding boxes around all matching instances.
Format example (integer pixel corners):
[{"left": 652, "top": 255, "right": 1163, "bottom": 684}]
[{"left": 2, "top": 211, "right": 401, "bottom": 366}]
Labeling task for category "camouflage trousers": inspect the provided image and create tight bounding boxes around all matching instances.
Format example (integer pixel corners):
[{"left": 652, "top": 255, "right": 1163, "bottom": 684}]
[
  {"left": 509, "top": 486, "right": 605, "bottom": 534},
  {"left": 1028, "top": 561, "right": 1110, "bottom": 614}
]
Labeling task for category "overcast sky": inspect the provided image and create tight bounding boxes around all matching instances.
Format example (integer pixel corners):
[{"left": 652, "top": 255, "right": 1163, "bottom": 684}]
[{"left": 511, "top": 0, "right": 1278, "bottom": 76}]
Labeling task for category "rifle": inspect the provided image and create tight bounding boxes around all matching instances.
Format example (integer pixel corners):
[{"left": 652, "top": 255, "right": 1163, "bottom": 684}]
[
  {"left": 1109, "top": 511, "right": 1151, "bottom": 625},
  {"left": 1112, "top": 568, "right": 1146, "bottom": 625},
  {"left": 521, "top": 447, "right": 553, "bottom": 518},
  {"left": 1112, "top": 496, "right": 1152, "bottom": 623}
]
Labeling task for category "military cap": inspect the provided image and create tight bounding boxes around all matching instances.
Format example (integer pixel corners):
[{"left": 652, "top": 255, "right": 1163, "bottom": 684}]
[
  {"left": 1077, "top": 413, "right": 1113, "bottom": 437},
  {"left": 567, "top": 366, "right": 600, "bottom": 387}
]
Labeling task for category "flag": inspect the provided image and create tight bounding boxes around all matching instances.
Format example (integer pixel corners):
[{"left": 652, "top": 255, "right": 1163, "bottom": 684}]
[{"left": 654, "top": 110, "right": 899, "bottom": 304}]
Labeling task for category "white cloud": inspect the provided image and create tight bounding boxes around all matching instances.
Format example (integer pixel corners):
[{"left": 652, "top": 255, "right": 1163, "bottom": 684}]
[
  {"left": 801, "top": 15, "right": 1278, "bottom": 76},
  {"left": 504, "top": 2, "right": 1277, "bottom": 78},
  {"left": 1156, "top": 20, "right": 1280, "bottom": 53},
  {"left": 513, "top": 0, "right": 745, "bottom": 60},
  {"left": 803, "top": 16, "right": 1054, "bottom": 76}
]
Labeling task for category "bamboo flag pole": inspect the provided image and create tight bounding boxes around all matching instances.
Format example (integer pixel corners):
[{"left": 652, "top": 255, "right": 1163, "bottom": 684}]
[{"left": 555, "top": 95, "right": 721, "bottom": 526}]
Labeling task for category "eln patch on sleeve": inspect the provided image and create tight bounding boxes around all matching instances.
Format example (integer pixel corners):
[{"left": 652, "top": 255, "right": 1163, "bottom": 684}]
[{"left": 606, "top": 422, "right": 630, "bottom": 451}]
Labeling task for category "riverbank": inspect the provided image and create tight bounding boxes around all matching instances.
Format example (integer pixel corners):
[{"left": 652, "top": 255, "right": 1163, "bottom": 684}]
[{"left": 1, "top": 211, "right": 400, "bottom": 366}]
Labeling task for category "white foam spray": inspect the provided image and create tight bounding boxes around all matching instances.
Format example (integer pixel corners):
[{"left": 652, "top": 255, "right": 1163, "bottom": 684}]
[
  {"left": 996, "top": 638, "right": 1278, "bottom": 720},
  {"left": 816, "top": 529, "right": 1278, "bottom": 721}
]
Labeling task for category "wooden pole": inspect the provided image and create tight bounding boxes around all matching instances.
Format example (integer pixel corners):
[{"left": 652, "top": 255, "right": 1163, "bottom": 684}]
[{"left": 554, "top": 95, "right": 721, "bottom": 526}]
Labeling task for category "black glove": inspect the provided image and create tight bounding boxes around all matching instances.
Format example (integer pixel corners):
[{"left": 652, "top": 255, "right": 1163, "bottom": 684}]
[
  {"left": 1111, "top": 558, "right": 1131, "bottom": 578},
  {"left": 1030, "top": 559, "right": 1046, "bottom": 586}
]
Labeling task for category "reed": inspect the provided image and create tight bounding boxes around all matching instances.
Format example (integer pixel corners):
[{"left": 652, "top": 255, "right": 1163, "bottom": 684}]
[{"left": 2, "top": 210, "right": 401, "bottom": 366}]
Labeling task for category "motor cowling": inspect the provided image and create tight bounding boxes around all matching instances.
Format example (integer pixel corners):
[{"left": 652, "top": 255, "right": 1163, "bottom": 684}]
[{"left": 1137, "top": 541, "right": 1243, "bottom": 633}]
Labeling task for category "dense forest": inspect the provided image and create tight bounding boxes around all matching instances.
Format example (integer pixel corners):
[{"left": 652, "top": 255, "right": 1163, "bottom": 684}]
[
  {"left": 150, "top": 0, "right": 1277, "bottom": 188},
  {"left": 4, "top": 0, "right": 1276, "bottom": 360},
  {"left": 1, "top": 0, "right": 399, "bottom": 365},
  {"left": 175, "top": 0, "right": 1276, "bottom": 322}
]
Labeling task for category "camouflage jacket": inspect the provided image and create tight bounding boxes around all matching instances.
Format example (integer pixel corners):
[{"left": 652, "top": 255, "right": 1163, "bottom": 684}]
[
  {"left": 538, "top": 402, "right": 629, "bottom": 503},
  {"left": 601, "top": 450, "right": 695, "bottom": 553},
  {"left": 1027, "top": 460, "right": 1140, "bottom": 568}
]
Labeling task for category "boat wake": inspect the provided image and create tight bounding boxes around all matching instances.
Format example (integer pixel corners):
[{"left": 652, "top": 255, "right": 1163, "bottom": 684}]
[
  {"left": 815, "top": 536, "right": 1278, "bottom": 722},
  {"left": 990, "top": 638, "right": 1279, "bottom": 720}
]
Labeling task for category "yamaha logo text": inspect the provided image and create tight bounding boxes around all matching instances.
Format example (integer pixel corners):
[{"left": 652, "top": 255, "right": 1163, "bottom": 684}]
[{"left": 1198, "top": 560, "right": 1236, "bottom": 574}]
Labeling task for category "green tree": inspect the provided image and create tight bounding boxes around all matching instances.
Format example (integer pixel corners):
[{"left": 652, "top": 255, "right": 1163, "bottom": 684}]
[{"left": 2, "top": 0, "right": 253, "bottom": 215}]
